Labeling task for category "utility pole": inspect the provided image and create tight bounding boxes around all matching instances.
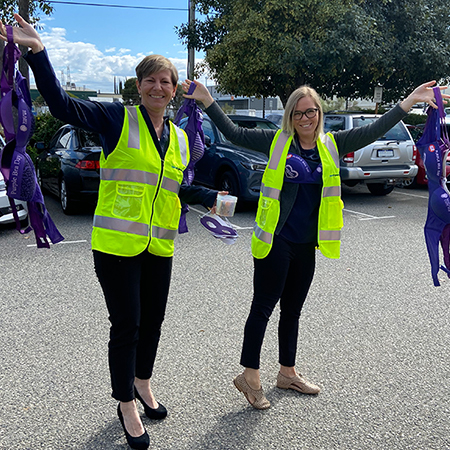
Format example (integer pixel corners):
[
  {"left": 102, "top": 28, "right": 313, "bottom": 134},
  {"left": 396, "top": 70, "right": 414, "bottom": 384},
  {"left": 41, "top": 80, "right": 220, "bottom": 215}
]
[
  {"left": 18, "top": 0, "right": 30, "bottom": 84},
  {"left": 187, "top": 0, "right": 195, "bottom": 80}
]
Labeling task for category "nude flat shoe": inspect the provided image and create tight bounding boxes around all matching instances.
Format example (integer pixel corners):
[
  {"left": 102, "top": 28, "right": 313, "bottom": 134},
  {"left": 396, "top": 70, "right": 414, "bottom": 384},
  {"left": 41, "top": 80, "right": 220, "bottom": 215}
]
[
  {"left": 233, "top": 373, "right": 271, "bottom": 410},
  {"left": 276, "top": 371, "right": 321, "bottom": 395}
]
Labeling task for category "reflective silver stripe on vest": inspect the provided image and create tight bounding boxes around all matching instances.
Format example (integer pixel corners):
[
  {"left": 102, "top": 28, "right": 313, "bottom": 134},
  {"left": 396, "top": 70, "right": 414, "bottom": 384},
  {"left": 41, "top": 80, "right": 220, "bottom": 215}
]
[
  {"left": 161, "top": 176, "right": 180, "bottom": 194},
  {"left": 174, "top": 126, "right": 188, "bottom": 166},
  {"left": 323, "top": 185, "right": 341, "bottom": 197},
  {"left": 253, "top": 223, "right": 273, "bottom": 244},
  {"left": 269, "top": 131, "right": 290, "bottom": 170},
  {"left": 101, "top": 168, "right": 159, "bottom": 186},
  {"left": 321, "top": 134, "right": 339, "bottom": 167},
  {"left": 93, "top": 215, "right": 149, "bottom": 236},
  {"left": 152, "top": 226, "right": 178, "bottom": 240},
  {"left": 126, "top": 106, "right": 140, "bottom": 150},
  {"left": 319, "top": 230, "right": 341, "bottom": 241},
  {"left": 261, "top": 183, "right": 281, "bottom": 200}
]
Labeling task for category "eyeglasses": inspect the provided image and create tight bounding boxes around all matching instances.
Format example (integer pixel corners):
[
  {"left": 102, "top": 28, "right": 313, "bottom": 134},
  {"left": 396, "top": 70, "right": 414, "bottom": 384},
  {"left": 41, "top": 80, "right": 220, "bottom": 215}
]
[{"left": 293, "top": 108, "right": 319, "bottom": 120}]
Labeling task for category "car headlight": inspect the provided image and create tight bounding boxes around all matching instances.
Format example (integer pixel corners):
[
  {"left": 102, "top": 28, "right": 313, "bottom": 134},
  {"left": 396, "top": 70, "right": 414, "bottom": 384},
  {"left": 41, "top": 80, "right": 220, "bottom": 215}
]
[{"left": 241, "top": 162, "right": 267, "bottom": 172}]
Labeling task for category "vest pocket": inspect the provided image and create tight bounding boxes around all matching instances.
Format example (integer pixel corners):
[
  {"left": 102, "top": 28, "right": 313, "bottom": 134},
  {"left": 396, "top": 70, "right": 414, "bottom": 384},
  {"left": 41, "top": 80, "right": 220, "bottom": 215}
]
[
  {"left": 256, "top": 197, "right": 278, "bottom": 228},
  {"left": 322, "top": 197, "right": 344, "bottom": 229},
  {"left": 112, "top": 183, "right": 145, "bottom": 220},
  {"left": 162, "top": 194, "right": 181, "bottom": 228}
]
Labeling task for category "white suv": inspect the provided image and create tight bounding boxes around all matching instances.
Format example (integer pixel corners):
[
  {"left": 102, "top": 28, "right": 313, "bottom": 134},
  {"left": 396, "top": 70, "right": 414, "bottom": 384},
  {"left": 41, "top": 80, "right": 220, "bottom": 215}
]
[
  {"left": 0, "top": 135, "right": 28, "bottom": 225},
  {"left": 324, "top": 113, "right": 418, "bottom": 195}
]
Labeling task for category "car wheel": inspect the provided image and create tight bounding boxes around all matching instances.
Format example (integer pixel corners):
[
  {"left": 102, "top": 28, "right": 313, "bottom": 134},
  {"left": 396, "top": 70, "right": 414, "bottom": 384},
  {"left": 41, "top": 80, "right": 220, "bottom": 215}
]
[
  {"left": 367, "top": 183, "right": 395, "bottom": 196},
  {"left": 217, "top": 170, "right": 240, "bottom": 197},
  {"left": 400, "top": 177, "right": 418, "bottom": 189},
  {"left": 60, "top": 177, "right": 76, "bottom": 215}
]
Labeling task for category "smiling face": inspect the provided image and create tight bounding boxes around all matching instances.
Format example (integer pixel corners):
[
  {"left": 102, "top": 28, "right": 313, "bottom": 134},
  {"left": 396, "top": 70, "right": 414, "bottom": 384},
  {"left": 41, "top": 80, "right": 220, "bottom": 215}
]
[
  {"left": 136, "top": 70, "right": 177, "bottom": 115},
  {"left": 293, "top": 96, "right": 320, "bottom": 145}
]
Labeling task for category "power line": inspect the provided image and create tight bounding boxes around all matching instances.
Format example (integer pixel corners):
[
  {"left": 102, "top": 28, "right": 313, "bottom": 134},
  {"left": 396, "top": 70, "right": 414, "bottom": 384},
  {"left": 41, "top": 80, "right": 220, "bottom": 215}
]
[{"left": 46, "top": 1, "right": 188, "bottom": 11}]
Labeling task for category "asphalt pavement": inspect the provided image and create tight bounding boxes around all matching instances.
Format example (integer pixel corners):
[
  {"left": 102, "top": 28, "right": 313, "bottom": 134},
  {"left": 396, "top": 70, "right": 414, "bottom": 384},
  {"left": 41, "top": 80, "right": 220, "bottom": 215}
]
[{"left": 0, "top": 185, "right": 449, "bottom": 450}]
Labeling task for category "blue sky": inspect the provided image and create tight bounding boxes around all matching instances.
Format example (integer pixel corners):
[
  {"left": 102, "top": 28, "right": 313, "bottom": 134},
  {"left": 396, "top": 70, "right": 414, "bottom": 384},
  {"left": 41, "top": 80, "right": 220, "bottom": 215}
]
[{"left": 27, "top": 0, "right": 206, "bottom": 92}]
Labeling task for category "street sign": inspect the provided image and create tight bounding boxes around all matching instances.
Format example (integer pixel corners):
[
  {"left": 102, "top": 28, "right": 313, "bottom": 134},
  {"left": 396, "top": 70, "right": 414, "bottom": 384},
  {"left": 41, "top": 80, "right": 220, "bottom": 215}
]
[{"left": 374, "top": 87, "right": 383, "bottom": 103}]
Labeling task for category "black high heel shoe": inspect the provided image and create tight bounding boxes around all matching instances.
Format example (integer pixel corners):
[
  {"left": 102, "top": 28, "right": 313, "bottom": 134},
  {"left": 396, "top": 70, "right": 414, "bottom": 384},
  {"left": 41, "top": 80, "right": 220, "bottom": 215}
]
[
  {"left": 134, "top": 386, "right": 168, "bottom": 420},
  {"left": 117, "top": 403, "right": 150, "bottom": 450}
]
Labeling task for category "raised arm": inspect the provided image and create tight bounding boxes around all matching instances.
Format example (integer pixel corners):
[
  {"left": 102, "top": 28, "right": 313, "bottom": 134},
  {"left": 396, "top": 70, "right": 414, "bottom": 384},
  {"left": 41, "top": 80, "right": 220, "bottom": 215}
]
[
  {"left": 182, "top": 79, "right": 276, "bottom": 155},
  {"left": 0, "top": 13, "right": 123, "bottom": 143}
]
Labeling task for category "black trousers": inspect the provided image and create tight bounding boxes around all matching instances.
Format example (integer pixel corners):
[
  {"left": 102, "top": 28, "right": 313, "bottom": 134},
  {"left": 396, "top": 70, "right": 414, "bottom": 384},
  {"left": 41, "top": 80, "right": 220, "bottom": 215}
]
[
  {"left": 93, "top": 250, "right": 172, "bottom": 402},
  {"left": 240, "top": 235, "right": 316, "bottom": 369}
]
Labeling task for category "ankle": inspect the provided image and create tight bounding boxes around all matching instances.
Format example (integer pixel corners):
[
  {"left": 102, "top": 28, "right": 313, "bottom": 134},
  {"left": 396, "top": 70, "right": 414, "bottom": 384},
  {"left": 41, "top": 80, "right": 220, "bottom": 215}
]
[
  {"left": 244, "top": 368, "right": 261, "bottom": 389},
  {"left": 279, "top": 366, "right": 296, "bottom": 378}
]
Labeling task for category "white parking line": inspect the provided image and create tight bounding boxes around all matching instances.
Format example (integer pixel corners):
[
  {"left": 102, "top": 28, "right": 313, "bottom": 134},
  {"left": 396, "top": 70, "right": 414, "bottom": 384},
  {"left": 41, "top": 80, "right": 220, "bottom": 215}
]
[
  {"left": 27, "top": 239, "right": 88, "bottom": 248},
  {"left": 343, "top": 209, "right": 395, "bottom": 221},
  {"left": 393, "top": 190, "right": 428, "bottom": 199}
]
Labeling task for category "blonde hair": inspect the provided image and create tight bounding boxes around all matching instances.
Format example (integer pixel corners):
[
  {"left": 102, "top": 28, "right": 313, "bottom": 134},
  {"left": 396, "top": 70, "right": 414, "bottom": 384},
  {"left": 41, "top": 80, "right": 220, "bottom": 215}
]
[
  {"left": 281, "top": 85, "right": 324, "bottom": 141},
  {"left": 135, "top": 54, "right": 178, "bottom": 86}
]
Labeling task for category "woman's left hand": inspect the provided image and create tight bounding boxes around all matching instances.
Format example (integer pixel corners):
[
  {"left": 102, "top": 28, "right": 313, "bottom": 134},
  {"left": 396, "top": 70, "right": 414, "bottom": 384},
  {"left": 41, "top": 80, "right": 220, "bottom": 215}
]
[
  {"left": 400, "top": 81, "right": 449, "bottom": 112},
  {"left": 209, "top": 191, "right": 228, "bottom": 215}
]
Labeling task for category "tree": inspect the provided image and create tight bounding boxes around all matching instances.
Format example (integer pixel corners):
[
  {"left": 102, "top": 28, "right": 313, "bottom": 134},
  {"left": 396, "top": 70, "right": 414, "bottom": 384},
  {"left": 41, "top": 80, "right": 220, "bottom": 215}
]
[
  {"left": 0, "top": 1, "right": 53, "bottom": 80},
  {"left": 121, "top": 77, "right": 140, "bottom": 105},
  {"left": 177, "top": 0, "right": 450, "bottom": 106}
]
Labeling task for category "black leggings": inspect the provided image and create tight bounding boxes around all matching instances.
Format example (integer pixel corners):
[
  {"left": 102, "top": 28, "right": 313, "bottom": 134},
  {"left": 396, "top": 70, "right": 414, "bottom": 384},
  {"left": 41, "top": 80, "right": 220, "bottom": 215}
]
[
  {"left": 240, "top": 235, "right": 316, "bottom": 369},
  {"left": 93, "top": 250, "right": 172, "bottom": 402}
]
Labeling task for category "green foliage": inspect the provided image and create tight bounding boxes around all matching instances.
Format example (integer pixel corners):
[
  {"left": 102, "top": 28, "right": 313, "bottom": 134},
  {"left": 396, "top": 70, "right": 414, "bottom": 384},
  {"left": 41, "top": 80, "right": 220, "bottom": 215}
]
[
  {"left": 0, "top": 1, "right": 53, "bottom": 25},
  {"left": 27, "top": 112, "right": 64, "bottom": 163},
  {"left": 221, "top": 103, "right": 236, "bottom": 114},
  {"left": 178, "top": 0, "right": 450, "bottom": 106},
  {"left": 403, "top": 113, "right": 428, "bottom": 126},
  {"left": 168, "top": 84, "right": 186, "bottom": 117},
  {"left": 121, "top": 77, "right": 140, "bottom": 105}
]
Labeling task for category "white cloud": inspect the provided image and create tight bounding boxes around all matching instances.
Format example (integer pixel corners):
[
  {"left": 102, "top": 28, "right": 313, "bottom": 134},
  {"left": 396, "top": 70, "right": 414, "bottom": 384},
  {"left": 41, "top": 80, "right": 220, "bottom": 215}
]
[{"left": 28, "top": 27, "right": 193, "bottom": 93}]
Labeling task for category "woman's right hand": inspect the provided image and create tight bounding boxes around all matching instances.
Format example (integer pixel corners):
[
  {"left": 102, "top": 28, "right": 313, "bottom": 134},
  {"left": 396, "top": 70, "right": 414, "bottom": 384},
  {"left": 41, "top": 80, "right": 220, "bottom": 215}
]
[
  {"left": 181, "top": 79, "right": 215, "bottom": 108},
  {"left": 0, "top": 13, "right": 44, "bottom": 54}
]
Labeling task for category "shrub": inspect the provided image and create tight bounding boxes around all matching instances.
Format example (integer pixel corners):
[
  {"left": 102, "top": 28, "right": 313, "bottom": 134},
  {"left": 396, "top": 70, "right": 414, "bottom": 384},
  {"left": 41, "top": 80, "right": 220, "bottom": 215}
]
[{"left": 27, "top": 112, "right": 64, "bottom": 163}]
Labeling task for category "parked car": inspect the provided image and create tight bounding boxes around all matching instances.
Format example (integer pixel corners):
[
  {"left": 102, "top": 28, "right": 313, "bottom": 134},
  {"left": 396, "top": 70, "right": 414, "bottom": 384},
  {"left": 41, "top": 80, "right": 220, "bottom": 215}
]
[
  {"left": 179, "top": 114, "right": 278, "bottom": 202},
  {"left": 324, "top": 113, "right": 418, "bottom": 195},
  {"left": 402, "top": 123, "right": 450, "bottom": 188},
  {"left": 266, "top": 113, "right": 283, "bottom": 127},
  {"left": 35, "top": 124, "right": 102, "bottom": 214},
  {"left": 0, "top": 135, "right": 28, "bottom": 226}
]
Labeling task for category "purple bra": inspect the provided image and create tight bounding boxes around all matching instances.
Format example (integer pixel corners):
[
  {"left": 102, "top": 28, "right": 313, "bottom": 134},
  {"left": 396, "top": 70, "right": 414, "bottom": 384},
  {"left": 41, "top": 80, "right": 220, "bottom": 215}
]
[
  {"left": 174, "top": 82, "right": 205, "bottom": 233},
  {"left": 416, "top": 87, "right": 450, "bottom": 286},
  {"left": 284, "top": 153, "right": 322, "bottom": 184},
  {"left": 0, "top": 25, "right": 63, "bottom": 248}
]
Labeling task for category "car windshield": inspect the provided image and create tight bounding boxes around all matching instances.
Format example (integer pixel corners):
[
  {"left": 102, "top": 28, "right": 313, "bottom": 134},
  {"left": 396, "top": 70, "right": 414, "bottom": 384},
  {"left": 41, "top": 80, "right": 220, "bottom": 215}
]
[
  {"left": 352, "top": 117, "right": 411, "bottom": 141},
  {"left": 219, "top": 118, "right": 278, "bottom": 144},
  {"left": 80, "top": 129, "right": 102, "bottom": 147}
]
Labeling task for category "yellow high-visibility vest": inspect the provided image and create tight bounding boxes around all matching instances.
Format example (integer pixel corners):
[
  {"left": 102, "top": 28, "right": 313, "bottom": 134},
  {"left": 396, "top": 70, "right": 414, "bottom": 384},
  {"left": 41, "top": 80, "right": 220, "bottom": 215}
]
[
  {"left": 92, "top": 106, "right": 189, "bottom": 257},
  {"left": 252, "top": 130, "right": 343, "bottom": 259}
]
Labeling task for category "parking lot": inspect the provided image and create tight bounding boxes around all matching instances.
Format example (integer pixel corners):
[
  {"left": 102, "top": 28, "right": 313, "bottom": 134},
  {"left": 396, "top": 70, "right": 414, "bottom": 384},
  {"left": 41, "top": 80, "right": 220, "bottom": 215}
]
[{"left": 0, "top": 185, "right": 449, "bottom": 450}]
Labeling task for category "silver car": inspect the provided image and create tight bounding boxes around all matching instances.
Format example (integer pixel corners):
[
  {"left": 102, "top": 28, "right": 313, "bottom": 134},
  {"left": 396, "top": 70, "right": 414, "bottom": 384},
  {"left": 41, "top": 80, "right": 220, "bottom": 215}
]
[
  {"left": 0, "top": 135, "right": 28, "bottom": 226},
  {"left": 324, "top": 113, "right": 418, "bottom": 195}
]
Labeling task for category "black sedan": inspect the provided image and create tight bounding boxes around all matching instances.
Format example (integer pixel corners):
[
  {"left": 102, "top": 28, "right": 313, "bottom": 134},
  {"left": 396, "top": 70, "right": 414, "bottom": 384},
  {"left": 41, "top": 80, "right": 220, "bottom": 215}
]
[
  {"left": 35, "top": 124, "right": 102, "bottom": 214},
  {"left": 180, "top": 115, "right": 278, "bottom": 202}
]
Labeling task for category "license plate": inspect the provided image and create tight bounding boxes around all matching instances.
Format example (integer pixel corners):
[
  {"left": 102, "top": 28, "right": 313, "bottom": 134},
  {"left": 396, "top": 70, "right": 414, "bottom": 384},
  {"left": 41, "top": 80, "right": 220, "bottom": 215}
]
[{"left": 377, "top": 149, "right": 394, "bottom": 158}]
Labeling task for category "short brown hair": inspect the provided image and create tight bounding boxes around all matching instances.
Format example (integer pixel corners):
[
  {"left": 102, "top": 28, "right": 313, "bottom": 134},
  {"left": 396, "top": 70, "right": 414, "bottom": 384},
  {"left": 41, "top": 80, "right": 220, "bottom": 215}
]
[
  {"left": 281, "top": 85, "right": 324, "bottom": 141},
  {"left": 135, "top": 54, "right": 178, "bottom": 86}
]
